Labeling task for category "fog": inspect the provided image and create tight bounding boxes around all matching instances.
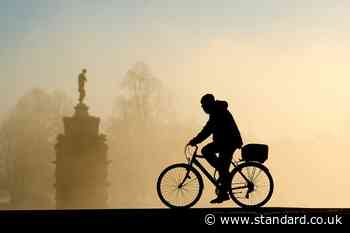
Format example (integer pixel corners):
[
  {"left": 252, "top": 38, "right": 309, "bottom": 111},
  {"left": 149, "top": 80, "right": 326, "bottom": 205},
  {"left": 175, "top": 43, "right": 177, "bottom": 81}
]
[
  {"left": 161, "top": 34, "right": 350, "bottom": 208},
  {"left": 1, "top": 34, "right": 350, "bottom": 209},
  {"left": 1, "top": 1, "right": 350, "bottom": 209}
]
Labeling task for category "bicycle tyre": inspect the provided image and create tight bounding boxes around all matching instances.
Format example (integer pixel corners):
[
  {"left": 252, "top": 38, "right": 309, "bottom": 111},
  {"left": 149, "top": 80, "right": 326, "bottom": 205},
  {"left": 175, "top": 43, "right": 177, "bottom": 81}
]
[
  {"left": 228, "top": 161, "right": 274, "bottom": 208},
  {"left": 157, "top": 163, "right": 203, "bottom": 209}
]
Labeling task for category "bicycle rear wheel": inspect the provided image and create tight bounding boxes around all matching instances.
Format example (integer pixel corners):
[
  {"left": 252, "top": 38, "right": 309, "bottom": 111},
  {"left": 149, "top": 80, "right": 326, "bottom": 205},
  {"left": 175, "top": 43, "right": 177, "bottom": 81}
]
[
  {"left": 157, "top": 163, "right": 203, "bottom": 209},
  {"left": 229, "top": 161, "right": 274, "bottom": 208}
]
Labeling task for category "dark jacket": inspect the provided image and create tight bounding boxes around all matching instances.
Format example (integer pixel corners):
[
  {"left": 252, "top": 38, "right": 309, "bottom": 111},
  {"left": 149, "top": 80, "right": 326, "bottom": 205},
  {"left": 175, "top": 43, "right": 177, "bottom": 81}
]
[{"left": 191, "top": 100, "right": 243, "bottom": 148}]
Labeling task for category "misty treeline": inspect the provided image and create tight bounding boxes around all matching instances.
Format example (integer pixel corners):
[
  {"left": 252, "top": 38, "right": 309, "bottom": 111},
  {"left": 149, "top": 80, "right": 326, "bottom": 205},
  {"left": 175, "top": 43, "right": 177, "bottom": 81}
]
[
  {"left": 0, "top": 62, "right": 196, "bottom": 209},
  {"left": 0, "top": 89, "right": 73, "bottom": 208}
]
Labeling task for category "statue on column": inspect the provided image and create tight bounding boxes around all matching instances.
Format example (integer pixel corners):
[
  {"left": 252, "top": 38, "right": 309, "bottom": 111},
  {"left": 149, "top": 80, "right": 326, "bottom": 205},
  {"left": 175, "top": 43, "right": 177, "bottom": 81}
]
[
  {"left": 55, "top": 68, "right": 109, "bottom": 209},
  {"left": 78, "top": 69, "right": 87, "bottom": 103}
]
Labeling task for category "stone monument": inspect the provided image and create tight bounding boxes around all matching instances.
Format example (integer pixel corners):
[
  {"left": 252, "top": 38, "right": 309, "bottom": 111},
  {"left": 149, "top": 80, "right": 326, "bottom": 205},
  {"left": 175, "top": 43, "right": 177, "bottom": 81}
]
[{"left": 54, "top": 69, "right": 110, "bottom": 209}]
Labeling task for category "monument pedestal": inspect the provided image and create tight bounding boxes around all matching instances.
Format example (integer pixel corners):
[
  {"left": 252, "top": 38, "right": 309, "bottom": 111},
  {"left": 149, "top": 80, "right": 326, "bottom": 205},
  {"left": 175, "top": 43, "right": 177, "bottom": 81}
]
[{"left": 54, "top": 103, "right": 109, "bottom": 209}]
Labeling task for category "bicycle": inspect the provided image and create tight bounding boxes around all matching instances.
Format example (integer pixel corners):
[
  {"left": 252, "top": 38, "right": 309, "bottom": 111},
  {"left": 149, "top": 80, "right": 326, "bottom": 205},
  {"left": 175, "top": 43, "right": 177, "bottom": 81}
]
[{"left": 157, "top": 144, "right": 274, "bottom": 208}]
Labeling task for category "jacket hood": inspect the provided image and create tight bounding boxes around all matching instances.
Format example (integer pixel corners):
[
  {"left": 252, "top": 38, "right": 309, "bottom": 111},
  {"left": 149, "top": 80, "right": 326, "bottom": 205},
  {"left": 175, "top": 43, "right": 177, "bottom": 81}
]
[{"left": 214, "top": 100, "right": 228, "bottom": 111}]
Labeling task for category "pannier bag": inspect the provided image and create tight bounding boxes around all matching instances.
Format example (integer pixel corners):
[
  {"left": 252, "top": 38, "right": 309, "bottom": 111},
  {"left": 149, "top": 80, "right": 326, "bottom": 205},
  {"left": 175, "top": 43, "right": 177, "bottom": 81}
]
[{"left": 241, "top": 144, "right": 268, "bottom": 163}]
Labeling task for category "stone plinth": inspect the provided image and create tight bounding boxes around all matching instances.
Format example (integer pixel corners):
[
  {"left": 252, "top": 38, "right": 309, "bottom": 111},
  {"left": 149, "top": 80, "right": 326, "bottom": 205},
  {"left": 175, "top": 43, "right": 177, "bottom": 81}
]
[{"left": 54, "top": 103, "right": 109, "bottom": 209}]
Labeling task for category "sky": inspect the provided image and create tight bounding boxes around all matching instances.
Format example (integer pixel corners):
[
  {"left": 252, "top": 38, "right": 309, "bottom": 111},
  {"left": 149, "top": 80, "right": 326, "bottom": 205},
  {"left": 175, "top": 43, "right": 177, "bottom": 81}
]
[
  {"left": 1, "top": 0, "right": 350, "bottom": 208},
  {"left": 2, "top": 0, "right": 350, "bottom": 115}
]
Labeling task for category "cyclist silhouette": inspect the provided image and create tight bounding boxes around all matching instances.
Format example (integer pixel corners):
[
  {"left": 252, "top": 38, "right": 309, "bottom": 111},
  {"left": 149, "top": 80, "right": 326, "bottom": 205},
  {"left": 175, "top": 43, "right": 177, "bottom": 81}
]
[{"left": 188, "top": 94, "right": 243, "bottom": 204}]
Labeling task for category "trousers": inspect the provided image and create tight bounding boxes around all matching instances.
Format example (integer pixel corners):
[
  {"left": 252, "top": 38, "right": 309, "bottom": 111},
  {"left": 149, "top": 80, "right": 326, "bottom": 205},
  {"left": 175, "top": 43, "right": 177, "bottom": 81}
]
[{"left": 201, "top": 142, "right": 237, "bottom": 194}]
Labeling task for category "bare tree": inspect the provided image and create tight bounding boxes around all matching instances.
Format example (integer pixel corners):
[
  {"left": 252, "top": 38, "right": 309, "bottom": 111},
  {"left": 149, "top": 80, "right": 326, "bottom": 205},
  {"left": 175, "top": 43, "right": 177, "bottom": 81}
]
[
  {"left": 108, "top": 63, "right": 189, "bottom": 207},
  {"left": 114, "top": 62, "right": 174, "bottom": 125}
]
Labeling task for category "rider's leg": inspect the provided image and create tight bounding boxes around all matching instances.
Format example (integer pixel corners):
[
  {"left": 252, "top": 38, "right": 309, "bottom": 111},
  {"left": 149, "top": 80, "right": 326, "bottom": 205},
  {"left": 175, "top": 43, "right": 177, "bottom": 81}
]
[
  {"left": 201, "top": 143, "right": 220, "bottom": 169},
  {"left": 217, "top": 156, "right": 232, "bottom": 193},
  {"left": 202, "top": 143, "right": 228, "bottom": 203},
  {"left": 202, "top": 143, "right": 236, "bottom": 191},
  {"left": 217, "top": 147, "right": 237, "bottom": 194},
  {"left": 209, "top": 161, "right": 231, "bottom": 204}
]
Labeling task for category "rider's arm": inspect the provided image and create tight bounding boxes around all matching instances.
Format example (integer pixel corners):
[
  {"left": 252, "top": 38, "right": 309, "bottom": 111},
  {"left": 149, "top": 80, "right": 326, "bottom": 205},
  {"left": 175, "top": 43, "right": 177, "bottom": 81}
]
[{"left": 190, "top": 118, "right": 213, "bottom": 145}]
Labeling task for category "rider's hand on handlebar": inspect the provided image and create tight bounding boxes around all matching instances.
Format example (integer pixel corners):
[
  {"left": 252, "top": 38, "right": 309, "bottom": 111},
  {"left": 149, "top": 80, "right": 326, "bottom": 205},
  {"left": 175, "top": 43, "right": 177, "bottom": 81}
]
[{"left": 188, "top": 139, "right": 197, "bottom": 147}]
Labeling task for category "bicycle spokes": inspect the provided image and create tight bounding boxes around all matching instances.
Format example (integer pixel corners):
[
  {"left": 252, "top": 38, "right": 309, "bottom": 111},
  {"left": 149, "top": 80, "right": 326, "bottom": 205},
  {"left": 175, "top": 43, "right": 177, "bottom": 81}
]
[
  {"left": 229, "top": 162, "right": 274, "bottom": 208},
  {"left": 157, "top": 164, "right": 203, "bottom": 208}
]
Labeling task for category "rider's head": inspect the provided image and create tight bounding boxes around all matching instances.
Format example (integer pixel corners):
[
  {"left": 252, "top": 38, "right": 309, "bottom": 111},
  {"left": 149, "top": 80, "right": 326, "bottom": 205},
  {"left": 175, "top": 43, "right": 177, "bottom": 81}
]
[
  {"left": 82, "top": 69, "right": 87, "bottom": 73},
  {"left": 200, "top": 93, "right": 215, "bottom": 114}
]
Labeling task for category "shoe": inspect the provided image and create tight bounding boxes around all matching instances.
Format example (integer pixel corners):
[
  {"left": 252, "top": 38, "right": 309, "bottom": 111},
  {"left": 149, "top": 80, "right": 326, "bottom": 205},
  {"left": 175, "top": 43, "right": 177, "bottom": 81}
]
[{"left": 209, "top": 193, "right": 230, "bottom": 204}]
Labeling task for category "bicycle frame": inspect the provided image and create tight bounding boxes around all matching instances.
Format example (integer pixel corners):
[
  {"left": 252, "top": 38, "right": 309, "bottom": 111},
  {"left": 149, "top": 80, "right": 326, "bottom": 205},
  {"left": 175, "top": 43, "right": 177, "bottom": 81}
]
[
  {"left": 191, "top": 155, "right": 218, "bottom": 186},
  {"left": 158, "top": 145, "right": 274, "bottom": 208},
  {"left": 181, "top": 146, "right": 252, "bottom": 192}
]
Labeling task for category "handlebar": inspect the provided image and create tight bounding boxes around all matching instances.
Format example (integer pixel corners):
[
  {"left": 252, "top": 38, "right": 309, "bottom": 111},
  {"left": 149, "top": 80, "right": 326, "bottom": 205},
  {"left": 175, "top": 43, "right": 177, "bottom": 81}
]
[
  {"left": 184, "top": 144, "right": 198, "bottom": 154},
  {"left": 184, "top": 144, "right": 200, "bottom": 163}
]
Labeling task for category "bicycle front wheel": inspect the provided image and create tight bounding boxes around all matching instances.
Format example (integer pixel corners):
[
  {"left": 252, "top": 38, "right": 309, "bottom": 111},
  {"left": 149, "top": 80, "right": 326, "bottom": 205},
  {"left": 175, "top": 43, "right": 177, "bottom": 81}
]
[
  {"left": 157, "top": 163, "right": 203, "bottom": 209},
  {"left": 229, "top": 161, "right": 274, "bottom": 208}
]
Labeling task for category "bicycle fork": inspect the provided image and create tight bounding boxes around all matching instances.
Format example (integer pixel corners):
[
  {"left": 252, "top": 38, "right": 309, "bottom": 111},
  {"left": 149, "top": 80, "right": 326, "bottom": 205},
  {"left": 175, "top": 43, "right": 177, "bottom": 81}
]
[{"left": 178, "top": 166, "right": 192, "bottom": 188}]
